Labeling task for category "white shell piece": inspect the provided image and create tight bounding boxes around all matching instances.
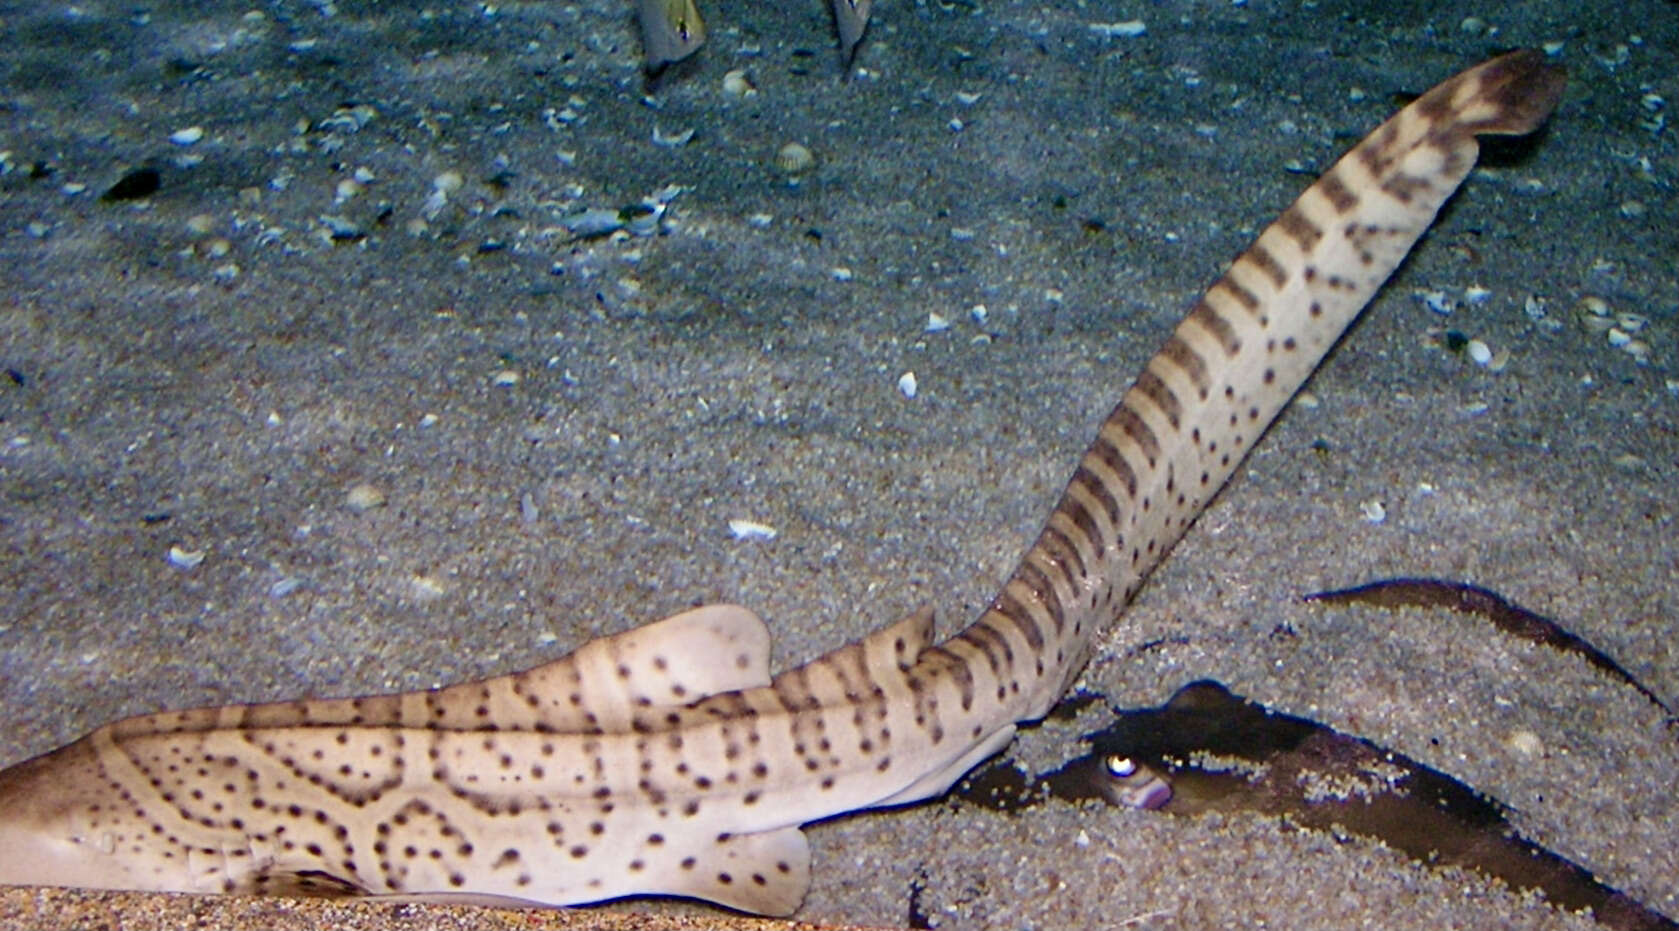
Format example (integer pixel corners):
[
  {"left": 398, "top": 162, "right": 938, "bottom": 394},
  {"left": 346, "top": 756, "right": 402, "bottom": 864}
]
[
  {"left": 1088, "top": 20, "right": 1146, "bottom": 37},
  {"left": 727, "top": 519, "right": 778, "bottom": 541},
  {"left": 167, "top": 545, "right": 206, "bottom": 568}
]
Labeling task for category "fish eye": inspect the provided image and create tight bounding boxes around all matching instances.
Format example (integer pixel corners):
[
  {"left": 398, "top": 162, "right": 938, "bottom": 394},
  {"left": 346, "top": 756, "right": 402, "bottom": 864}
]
[{"left": 1104, "top": 755, "right": 1136, "bottom": 778}]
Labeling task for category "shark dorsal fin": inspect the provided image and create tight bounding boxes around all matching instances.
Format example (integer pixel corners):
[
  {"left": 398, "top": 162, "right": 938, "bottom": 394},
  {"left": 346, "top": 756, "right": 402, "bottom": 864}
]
[{"left": 859, "top": 607, "right": 935, "bottom": 677}]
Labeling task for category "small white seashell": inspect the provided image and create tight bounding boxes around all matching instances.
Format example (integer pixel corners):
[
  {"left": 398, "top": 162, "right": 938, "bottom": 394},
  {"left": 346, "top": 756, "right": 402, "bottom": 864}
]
[
  {"left": 169, "top": 126, "right": 205, "bottom": 146},
  {"left": 1607, "top": 328, "right": 1631, "bottom": 347},
  {"left": 1359, "top": 499, "right": 1386, "bottom": 524},
  {"left": 1088, "top": 19, "right": 1146, "bottom": 37},
  {"left": 564, "top": 208, "right": 630, "bottom": 239},
  {"left": 831, "top": 266, "right": 853, "bottom": 281},
  {"left": 1464, "top": 285, "right": 1491, "bottom": 304},
  {"left": 721, "top": 69, "right": 757, "bottom": 98},
  {"left": 1466, "top": 339, "right": 1492, "bottom": 366},
  {"left": 1507, "top": 729, "right": 1544, "bottom": 757},
  {"left": 345, "top": 483, "right": 386, "bottom": 511},
  {"left": 897, "top": 371, "right": 918, "bottom": 399},
  {"left": 1418, "top": 290, "right": 1453, "bottom": 315},
  {"left": 925, "top": 312, "right": 951, "bottom": 333},
  {"left": 652, "top": 126, "right": 695, "bottom": 147},
  {"left": 269, "top": 577, "right": 304, "bottom": 599},
  {"left": 969, "top": 304, "right": 988, "bottom": 325},
  {"left": 432, "top": 171, "right": 464, "bottom": 195},
  {"left": 727, "top": 519, "right": 777, "bottom": 541},
  {"left": 1615, "top": 312, "right": 1648, "bottom": 333},
  {"left": 954, "top": 91, "right": 982, "bottom": 106},
  {"left": 409, "top": 574, "right": 447, "bottom": 601},
  {"left": 773, "top": 142, "right": 815, "bottom": 174},
  {"left": 947, "top": 118, "right": 964, "bottom": 132},
  {"left": 1293, "top": 390, "right": 1320, "bottom": 409},
  {"left": 167, "top": 545, "right": 206, "bottom": 568}
]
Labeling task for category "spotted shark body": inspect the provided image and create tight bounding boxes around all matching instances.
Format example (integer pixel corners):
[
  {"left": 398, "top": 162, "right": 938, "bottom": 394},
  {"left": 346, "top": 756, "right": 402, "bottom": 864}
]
[{"left": 0, "top": 51, "right": 1564, "bottom": 916}]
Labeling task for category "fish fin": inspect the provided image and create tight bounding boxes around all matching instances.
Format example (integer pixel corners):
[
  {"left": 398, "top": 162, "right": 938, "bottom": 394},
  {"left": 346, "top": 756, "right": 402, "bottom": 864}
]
[
  {"left": 858, "top": 606, "right": 935, "bottom": 677},
  {"left": 871, "top": 724, "right": 1017, "bottom": 808},
  {"left": 237, "top": 868, "right": 370, "bottom": 898},
  {"left": 638, "top": 0, "right": 706, "bottom": 72},
  {"left": 511, "top": 603, "right": 773, "bottom": 731},
  {"left": 830, "top": 0, "right": 871, "bottom": 69},
  {"left": 653, "top": 825, "right": 811, "bottom": 916}
]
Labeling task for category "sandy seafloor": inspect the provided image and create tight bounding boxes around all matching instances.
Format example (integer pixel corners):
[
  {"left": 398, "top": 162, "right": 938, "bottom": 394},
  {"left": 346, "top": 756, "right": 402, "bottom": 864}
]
[{"left": 1, "top": 0, "right": 1675, "bottom": 927}]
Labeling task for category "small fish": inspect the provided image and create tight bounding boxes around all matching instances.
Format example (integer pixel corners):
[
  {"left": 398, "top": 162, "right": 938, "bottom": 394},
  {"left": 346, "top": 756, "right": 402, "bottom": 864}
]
[
  {"left": 637, "top": 0, "right": 705, "bottom": 73},
  {"left": 830, "top": 0, "right": 871, "bottom": 69}
]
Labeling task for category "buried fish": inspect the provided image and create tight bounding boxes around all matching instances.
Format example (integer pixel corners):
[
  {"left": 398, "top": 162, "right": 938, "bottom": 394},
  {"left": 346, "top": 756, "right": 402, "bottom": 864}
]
[
  {"left": 1304, "top": 577, "right": 1675, "bottom": 725},
  {"left": 0, "top": 52, "right": 1567, "bottom": 916},
  {"left": 1004, "top": 681, "right": 1674, "bottom": 931}
]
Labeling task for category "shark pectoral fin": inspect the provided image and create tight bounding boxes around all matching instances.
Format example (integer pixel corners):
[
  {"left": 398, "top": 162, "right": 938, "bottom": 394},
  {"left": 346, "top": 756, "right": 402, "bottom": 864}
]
[
  {"left": 871, "top": 724, "right": 1019, "bottom": 809},
  {"left": 657, "top": 825, "right": 811, "bottom": 917}
]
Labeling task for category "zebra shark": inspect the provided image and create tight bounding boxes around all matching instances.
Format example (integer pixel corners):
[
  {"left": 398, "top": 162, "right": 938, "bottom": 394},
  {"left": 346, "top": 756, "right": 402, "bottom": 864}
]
[{"left": 0, "top": 51, "right": 1565, "bottom": 917}]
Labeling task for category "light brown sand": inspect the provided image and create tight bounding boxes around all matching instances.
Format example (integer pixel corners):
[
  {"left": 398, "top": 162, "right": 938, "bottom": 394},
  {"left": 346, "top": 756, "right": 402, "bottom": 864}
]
[{"left": 1, "top": 1, "right": 1673, "bottom": 929}]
